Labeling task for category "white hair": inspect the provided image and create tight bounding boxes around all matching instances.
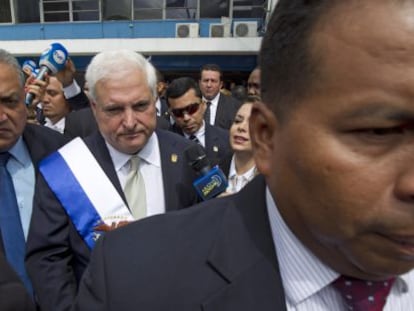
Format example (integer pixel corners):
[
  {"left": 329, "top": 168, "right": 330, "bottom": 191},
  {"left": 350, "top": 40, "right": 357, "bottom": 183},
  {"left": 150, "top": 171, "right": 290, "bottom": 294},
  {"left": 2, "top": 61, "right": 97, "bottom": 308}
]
[
  {"left": 85, "top": 49, "right": 157, "bottom": 102},
  {"left": 0, "top": 49, "right": 25, "bottom": 87}
]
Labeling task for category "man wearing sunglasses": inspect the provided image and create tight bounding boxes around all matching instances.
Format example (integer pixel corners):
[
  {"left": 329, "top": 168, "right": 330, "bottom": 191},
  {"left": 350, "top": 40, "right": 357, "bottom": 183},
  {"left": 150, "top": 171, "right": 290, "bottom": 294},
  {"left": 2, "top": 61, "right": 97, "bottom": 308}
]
[{"left": 166, "top": 77, "right": 231, "bottom": 167}]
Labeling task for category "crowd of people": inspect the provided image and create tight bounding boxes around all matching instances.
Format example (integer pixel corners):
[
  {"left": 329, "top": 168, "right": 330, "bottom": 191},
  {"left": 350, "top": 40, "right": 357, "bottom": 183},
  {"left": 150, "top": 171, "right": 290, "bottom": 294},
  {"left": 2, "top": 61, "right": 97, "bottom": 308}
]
[
  {"left": 2, "top": 0, "right": 414, "bottom": 310},
  {"left": 0, "top": 32, "right": 259, "bottom": 311}
]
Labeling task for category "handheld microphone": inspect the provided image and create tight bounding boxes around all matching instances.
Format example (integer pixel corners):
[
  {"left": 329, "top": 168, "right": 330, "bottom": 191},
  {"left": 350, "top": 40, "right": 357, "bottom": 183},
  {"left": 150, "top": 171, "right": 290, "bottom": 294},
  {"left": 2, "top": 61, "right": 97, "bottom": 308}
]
[
  {"left": 22, "top": 60, "right": 37, "bottom": 77},
  {"left": 25, "top": 42, "right": 68, "bottom": 106},
  {"left": 184, "top": 144, "right": 228, "bottom": 200}
]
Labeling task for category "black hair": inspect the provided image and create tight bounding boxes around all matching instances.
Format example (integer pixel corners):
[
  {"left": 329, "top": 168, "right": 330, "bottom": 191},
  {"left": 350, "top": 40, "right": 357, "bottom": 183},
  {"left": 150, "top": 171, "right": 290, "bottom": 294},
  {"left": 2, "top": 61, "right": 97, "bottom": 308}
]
[
  {"left": 260, "top": 0, "right": 340, "bottom": 120},
  {"left": 200, "top": 63, "right": 223, "bottom": 81},
  {"left": 165, "top": 77, "right": 202, "bottom": 106}
]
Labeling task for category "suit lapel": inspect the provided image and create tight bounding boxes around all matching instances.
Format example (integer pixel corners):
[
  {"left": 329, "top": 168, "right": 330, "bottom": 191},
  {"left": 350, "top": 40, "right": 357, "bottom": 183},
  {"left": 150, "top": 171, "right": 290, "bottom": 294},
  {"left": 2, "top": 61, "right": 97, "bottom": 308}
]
[
  {"left": 203, "top": 176, "right": 287, "bottom": 311},
  {"left": 215, "top": 95, "right": 226, "bottom": 129},
  {"left": 156, "top": 130, "right": 181, "bottom": 212}
]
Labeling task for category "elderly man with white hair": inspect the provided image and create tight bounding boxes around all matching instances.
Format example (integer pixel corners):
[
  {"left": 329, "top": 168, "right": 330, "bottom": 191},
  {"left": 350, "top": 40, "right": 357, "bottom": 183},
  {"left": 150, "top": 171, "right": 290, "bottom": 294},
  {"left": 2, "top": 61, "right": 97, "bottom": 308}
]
[{"left": 26, "top": 50, "right": 199, "bottom": 311}]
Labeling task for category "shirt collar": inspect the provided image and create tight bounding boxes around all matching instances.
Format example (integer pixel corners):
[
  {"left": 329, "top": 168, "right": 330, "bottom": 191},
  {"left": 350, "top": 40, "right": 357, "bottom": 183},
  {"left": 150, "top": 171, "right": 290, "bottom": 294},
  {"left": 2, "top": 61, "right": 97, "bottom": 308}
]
[
  {"left": 184, "top": 121, "right": 205, "bottom": 140},
  {"left": 266, "top": 188, "right": 339, "bottom": 305},
  {"left": 7, "top": 136, "right": 31, "bottom": 168},
  {"left": 228, "top": 155, "right": 257, "bottom": 181},
  {"left": 45, "top": 117, "right": 66, "bottom": 133},
  {"left": 203, "top": 92, "right": 220, "bottom": 106},
  {"left": 155, "top": 97, "right": 161, "bottom": 116},
  {"left": 106, "top": 132, "right": 161, "bottom": 172},
  {"left": 266, "top": 188, "right": 411, "bottom": 306}
]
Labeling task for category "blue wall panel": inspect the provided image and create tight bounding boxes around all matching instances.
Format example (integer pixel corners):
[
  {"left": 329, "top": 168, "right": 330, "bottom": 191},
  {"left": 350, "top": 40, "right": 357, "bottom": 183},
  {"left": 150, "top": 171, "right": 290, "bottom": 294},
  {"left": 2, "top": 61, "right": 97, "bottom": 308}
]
[{"left": 0, "top": 19, "right": 258, "bottom": 40}]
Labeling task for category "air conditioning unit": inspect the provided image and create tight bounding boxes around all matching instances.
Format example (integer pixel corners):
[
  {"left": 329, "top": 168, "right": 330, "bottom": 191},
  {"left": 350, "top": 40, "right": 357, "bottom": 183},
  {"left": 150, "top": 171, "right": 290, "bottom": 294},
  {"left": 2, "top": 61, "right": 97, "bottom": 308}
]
[
  {"left": 175, "top": 23, "right": 199, "bottom": 38},
  {"left": 233, "top": 21, "right": 258, "bottom": 37},
  {"left": 209, "top": 23, "right": 231, "bottom": 37}
]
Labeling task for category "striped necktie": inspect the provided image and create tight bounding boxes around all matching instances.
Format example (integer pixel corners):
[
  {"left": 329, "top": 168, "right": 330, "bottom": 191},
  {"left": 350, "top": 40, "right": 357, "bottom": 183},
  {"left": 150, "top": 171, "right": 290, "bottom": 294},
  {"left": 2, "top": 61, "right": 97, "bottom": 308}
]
[{"left": 204, "top": 101, "right": 212, "bottom": 125}]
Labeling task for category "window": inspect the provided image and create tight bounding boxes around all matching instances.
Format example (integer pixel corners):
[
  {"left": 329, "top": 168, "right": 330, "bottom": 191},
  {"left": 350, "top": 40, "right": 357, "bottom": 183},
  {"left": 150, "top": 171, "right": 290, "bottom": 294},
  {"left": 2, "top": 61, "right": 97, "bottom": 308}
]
[
  {"left": 232, "top": 0, "right": 267, "bottom": 18},
  {"left": 166, "top": 0, "right": 197, "bottom": 19},
  {"left": 72, "top": 0, "right": 100, "bottom": 21},
  {"left": 102, "top": 0, "right": 130, "bottom": 20},
  {"left": 133, "top": 0, "right": 163, "bottom": 20},
  {"left": 42, "top": 0, "right": 100, "bottom": 22},
  {"left": 0, "top": 0, "right": 12, "bottom": 23},
  {"left": 200, "top": 0, "right": 229, "bottom": 18}
]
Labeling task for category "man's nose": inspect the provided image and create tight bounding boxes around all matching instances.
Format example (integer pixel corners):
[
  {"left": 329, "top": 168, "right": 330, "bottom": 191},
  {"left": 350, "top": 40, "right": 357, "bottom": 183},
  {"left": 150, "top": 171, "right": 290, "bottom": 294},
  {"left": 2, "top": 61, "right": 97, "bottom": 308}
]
[
  {"left": 123, "top": 109, "right": 136, "bottom": 128},
  {"left": 394, "top": 155, "right": 414, "bottom": 202}
]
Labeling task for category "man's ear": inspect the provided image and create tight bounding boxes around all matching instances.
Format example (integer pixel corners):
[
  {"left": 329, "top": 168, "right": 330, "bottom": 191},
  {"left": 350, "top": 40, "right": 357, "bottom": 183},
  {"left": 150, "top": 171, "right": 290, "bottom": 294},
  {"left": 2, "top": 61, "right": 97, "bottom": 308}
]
[
  {"left": 90, "top": 100, "right": 98, "bottom": 117},
  {"left": 250, "top": 101, "right": 278, "bottom": 176}
]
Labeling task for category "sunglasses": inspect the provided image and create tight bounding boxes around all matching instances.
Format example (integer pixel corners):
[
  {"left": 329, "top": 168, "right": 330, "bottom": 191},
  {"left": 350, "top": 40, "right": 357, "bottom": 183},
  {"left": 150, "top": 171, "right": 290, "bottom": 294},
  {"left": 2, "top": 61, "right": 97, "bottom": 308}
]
[{"left": 170, "top": 102, "right": 201, "bottom": 118}]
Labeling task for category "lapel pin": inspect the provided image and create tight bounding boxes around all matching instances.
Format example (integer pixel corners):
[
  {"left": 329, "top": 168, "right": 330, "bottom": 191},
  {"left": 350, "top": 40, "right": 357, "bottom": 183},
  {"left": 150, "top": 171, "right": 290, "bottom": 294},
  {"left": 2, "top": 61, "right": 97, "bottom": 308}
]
[
  {"left": 171, "top": 153, "right": 178, "bottom": 163},
  {"left": 213, "top": 146, "right": 219, "bottom": 153}
]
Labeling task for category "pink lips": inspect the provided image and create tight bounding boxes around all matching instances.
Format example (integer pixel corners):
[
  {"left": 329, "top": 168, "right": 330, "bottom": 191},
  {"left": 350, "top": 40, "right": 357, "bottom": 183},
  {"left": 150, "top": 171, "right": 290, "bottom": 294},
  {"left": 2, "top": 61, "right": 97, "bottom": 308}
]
[{"left": 233, "top": 135, "right": 248, "bottom": 144}]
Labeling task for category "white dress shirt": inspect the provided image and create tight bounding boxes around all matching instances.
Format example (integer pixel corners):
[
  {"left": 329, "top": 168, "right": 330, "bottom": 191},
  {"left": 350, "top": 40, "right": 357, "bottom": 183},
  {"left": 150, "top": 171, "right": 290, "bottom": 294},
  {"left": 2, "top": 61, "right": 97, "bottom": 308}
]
[
  {"left": 202, "top": 93, "right": 220, "bottom": 126},
  {"left": 106, "top": 132, "right": 166, "bottom": 217},
  {"left": 184, "top": 121, "right": 206, "bottom": 147},
  {"left": 44, "top": 117, "right": 66, "bottom": 134},
  {"left": 266, "top": 188, "right": 414, "bottom": 310},
  {"left": 226, "top": 155, "right": 256, "bottom": 194}
]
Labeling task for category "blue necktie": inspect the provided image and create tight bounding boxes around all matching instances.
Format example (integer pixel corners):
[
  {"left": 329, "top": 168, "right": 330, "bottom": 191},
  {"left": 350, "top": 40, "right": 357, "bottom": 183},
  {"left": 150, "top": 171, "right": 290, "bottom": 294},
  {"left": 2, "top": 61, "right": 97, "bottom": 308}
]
[{"left": 0, "top": 152, "right": 33, "bottom": 297}]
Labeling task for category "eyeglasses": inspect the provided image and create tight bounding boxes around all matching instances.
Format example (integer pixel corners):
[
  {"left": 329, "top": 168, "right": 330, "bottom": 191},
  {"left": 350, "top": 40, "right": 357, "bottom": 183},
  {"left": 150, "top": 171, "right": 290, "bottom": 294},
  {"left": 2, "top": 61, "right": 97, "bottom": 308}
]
[{"left": 170, "top": 102, "right": 200, "bottom": 118}]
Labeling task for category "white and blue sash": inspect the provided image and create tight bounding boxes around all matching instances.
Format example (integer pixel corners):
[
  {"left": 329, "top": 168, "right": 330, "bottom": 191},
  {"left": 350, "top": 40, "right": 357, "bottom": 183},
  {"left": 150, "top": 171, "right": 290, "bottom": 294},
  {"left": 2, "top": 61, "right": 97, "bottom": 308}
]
[{"left": 39, "top": 137, "right": 133, "bottom": 249}]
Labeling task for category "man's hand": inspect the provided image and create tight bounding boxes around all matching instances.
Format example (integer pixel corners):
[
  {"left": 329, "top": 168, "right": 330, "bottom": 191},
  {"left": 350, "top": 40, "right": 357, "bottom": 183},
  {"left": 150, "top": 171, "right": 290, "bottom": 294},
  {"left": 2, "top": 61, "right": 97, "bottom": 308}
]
[
  {"left": 55, "top": 58, "right": 76, "bottom": 87},
  {"left": 25, "top": 74, "right": 49, "bottom": 108},
  {"left": 94, "top": 221, "right": 131, "bottom": 232}
]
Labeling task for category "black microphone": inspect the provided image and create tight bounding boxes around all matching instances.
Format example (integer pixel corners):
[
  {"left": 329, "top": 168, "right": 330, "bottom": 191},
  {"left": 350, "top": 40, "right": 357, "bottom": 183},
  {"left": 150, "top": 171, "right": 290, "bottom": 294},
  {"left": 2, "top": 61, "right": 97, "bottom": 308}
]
[
  {"left": 25, "top": 42, "right": 68, "bottom": 106},
  {"left": 184, "top": 144, "right": 228, "bottom": 200}
]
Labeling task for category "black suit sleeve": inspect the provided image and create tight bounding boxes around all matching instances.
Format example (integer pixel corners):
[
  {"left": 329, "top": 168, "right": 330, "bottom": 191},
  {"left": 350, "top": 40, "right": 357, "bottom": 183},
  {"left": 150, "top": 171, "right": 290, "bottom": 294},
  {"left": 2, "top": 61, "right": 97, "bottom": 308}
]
[
  {"left": 0, "top": 238, "right": 35, "bottom": 311},
  {"left": 26, "top": 172, "right": 89, "bottom": 311},
  {"left": 71, "top": 236, "right": 107, "bottom": 311},
  {"left": 66, "top": 91, "right": 90, "bottom": 110}
]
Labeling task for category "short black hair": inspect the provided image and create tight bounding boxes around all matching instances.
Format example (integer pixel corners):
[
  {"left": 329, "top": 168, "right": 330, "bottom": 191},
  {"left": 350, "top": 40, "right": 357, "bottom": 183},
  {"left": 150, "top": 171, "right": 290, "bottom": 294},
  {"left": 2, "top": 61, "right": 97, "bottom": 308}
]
[
  {"left": 260, "top": 0, "right": 340, "bottom": 120},
  {"left": 200, "top": 63, "right": 223, "bottom": 81},
  {"left": 165, "top": 77, "right": 202, "bottom": 107}
]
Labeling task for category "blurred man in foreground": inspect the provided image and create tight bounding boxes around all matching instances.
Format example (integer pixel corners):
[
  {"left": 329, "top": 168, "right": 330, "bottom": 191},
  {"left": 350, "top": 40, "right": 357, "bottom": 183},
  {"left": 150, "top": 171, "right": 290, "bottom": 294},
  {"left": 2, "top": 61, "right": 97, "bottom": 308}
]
[{"left": 73, "top": 0, "right": 414, "bottom": 309}]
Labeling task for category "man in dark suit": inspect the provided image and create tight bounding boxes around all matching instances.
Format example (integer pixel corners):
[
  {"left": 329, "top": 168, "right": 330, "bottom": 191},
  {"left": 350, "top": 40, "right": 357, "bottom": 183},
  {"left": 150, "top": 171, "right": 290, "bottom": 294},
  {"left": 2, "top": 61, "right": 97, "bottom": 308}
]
[
  {"left": 199, "top": 63, "right": 240, "bottom": 130},
  {"left": 155, "top": 68, "right": 170, "bottom": 121},
  {"left": 26, "top": 50, "right": 199, "bottom": 311},
  {"left": 74, "top": 1, "right": 414, "bottom": 310},
  {"left": 166, "top": 77, "right": 231, "bottom": 166},
  {"left": 0, "top": 50, "right": 67, "bottom": 305}
]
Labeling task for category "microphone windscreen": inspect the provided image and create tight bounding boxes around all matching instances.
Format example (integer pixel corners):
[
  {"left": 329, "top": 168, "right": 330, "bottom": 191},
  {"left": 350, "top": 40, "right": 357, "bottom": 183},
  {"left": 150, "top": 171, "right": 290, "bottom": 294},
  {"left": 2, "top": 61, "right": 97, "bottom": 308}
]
[{"left": 184, "top": 144, "right": 211, "bottom": 174}]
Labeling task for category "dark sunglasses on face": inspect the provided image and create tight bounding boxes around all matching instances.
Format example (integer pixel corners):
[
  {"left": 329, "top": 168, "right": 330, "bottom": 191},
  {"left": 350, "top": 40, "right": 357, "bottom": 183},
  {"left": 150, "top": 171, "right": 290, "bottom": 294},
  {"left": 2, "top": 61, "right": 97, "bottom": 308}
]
[{"left": 170, "top": 102, "right": 200, "bottom": 118}]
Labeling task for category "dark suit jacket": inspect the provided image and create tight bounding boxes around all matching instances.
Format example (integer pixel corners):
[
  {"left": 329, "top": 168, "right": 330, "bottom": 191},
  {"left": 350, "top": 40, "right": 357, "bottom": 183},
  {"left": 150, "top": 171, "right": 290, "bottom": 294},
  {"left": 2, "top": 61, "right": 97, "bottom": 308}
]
[
  {"left": 170, "top": 123, "right": 232, "bottom": 167},
  {"left": 64, "top": 107, "right": 170, "bottom": 139},
  {"left": 214, "top": 93, "right": 241, "bottom": 130},
  {"left": 158, "top": 97, "right": 170, "bottom": 121},
  {"left": 66, "top": 90, "right": 90, "bottom": 111},
  {"left": 26, "top": 129, "right": 199, "bottom": 311},
  {"left": 23, "top": 123, "right": 69, "bottom": 167},
  {"left": 0, "top": 236, "right": 35, "bottom": 311},
  {"left": 72, "top": 175, "right": 287, "bottom": 311}
]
